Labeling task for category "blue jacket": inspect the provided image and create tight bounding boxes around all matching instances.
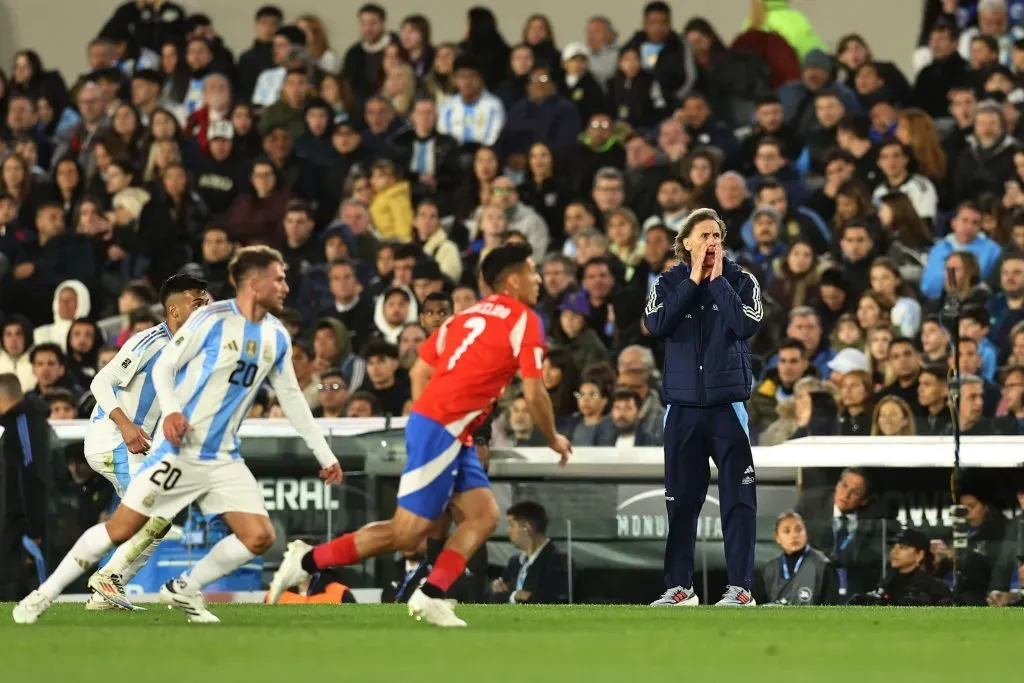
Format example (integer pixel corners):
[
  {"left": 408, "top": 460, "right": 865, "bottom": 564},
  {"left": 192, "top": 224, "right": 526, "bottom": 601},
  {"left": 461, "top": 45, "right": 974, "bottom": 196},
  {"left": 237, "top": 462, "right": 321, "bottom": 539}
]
[
  {"left": 920, "top": 234, "right": 1003, "bottom": 300},
  {"left": 644, "top": 258, "right": 762, "bottom": 406}
]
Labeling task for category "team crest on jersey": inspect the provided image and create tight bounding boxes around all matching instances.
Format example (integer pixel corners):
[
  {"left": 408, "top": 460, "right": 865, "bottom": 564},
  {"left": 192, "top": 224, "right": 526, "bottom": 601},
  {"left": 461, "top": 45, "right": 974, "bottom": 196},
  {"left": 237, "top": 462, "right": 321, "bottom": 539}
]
[
  {"left": 142, "top": 492, "right": 157, "bottom": 508},
  {"left": 245, "top": 340, "right": 257, "bottom": 357},
  {"left": 175, "top": 336, "right": 185, "bottom": 346}
]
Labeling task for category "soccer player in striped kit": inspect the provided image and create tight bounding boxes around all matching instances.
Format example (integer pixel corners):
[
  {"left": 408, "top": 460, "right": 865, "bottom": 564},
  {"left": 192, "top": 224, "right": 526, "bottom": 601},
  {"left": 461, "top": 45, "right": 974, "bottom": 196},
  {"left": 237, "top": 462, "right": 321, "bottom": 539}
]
[
  {"left": 82, "top": 274, "right": 209, "bottom": 610},
  {"left": 643, "top": 208, "right": 762, "bottom": 607},
  {"left": 14, "top": 247, "right": 343, "bottom": 625}
]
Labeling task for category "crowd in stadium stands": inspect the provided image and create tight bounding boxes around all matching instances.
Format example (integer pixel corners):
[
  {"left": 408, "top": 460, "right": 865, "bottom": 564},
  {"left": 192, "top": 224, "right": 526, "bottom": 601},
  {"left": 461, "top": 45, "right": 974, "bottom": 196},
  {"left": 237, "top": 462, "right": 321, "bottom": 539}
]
[{"left": 2, "top": 0, "right": 1024, "bottom": 451}]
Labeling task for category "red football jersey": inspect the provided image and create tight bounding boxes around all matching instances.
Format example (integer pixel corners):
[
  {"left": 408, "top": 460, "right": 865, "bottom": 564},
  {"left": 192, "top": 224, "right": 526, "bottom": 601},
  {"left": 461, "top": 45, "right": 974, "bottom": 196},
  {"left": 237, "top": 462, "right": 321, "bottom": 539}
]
[{"left": 413, "top": 294, "right": 546, "bottom": 439}]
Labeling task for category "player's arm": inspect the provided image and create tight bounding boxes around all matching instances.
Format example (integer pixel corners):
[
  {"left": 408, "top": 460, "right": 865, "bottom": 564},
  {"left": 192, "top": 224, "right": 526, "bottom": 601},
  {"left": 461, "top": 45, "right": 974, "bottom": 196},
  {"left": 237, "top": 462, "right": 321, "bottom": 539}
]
[
  {"left": 411, "top": 322, "right": 445, "bottom": 402},
  {"left": 151, "top": 311, "right": 219, "bottom": 444},
  {"left": 90, "top": 339, "right": 154, "bottom": 453},
  {"left": 268, "top": 339, "right": 343, "bottom": 484},
  {"left": 516, "top": 311, "right": 571, "bottom": 465},
  {"left": 708, "top": 268, "right": 762, "bottom": 340}
]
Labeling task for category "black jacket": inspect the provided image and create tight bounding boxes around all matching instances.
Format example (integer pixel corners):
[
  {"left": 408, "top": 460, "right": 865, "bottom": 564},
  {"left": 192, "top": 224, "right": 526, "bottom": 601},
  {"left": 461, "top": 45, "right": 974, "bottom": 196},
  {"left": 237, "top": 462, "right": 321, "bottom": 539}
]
[
  {"left": 194, "top": 153, "right": 247, "bottom": 218},
  {"left": 621, "top": 30, "right": 697, "bottom": 117},
  {"left": 0, "top": 397, "right": 50, "bottom": 570},
  {"left": 851, "top": 567, "right": 954, "bottom": 606},
  {"left": 953, "top": 134, "right": 1020, "bottom": 204},
  {"left": 389, "top": 129, "right": 461, "bottom": 217},
  {"left": 491, "top": 541, "right": 569, "bottom": 604},
  {"left": 911, "top": 52, "right": 971, "bottom": 119},
  {"left": 560, "top": 72, "right": 607, "bottom": 128},
  {"left": 643, "top": 259, "right": 761, "bottom": 406},
  {"left": 236, "top": 40, "right": 275, "bottom": 104}
]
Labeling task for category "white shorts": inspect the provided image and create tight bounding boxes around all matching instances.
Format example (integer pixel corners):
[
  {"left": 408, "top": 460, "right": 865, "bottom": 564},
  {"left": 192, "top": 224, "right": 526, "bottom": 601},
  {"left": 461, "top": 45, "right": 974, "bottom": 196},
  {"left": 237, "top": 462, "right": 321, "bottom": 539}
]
[
  {"left": 121, "top": 451, "right": 268, "bottom": 520},
  {"left": 84, "top": 445, "right": 146, "bottom": 498}
]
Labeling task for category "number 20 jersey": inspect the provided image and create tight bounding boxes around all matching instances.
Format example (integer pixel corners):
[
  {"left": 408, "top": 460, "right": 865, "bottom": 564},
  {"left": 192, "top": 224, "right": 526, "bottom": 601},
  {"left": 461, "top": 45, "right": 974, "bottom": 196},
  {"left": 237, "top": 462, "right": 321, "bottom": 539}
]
[{"left": 413, "top": 294, "right": 547, "bottom": 440}]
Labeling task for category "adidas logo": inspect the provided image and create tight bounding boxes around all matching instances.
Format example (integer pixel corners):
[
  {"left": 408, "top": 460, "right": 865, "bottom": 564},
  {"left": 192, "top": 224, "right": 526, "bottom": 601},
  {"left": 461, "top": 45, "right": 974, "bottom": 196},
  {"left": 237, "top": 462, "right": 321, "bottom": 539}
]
[
  {"left": 744, "top": 466, "right": 754, "bottom": 474},
  {"left": 223, "top": 340, "right": 239, "bottom": 352},
  {"left": 741, "top": 476, "right": 755, "bottom": 486},
  {"left": 712, "top": 304, "right": 719, "bottom": 311}
]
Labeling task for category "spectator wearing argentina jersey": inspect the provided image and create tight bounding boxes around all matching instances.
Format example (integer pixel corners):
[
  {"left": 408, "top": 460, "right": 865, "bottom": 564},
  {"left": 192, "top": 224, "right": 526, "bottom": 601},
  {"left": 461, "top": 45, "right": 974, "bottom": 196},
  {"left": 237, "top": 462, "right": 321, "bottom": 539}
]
[{"left": 437, "top": 55, "right": 505, "bottom": 150}]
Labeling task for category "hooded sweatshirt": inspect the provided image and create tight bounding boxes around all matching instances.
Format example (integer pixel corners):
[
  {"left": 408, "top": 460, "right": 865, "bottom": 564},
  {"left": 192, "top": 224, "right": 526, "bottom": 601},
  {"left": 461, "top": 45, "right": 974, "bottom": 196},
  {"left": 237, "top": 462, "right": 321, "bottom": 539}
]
[
  {"left": 314, "top": 317, "right": 368, "bottom": 390},
  {"left": 0, "top": 317, "right": 36, "bottom": 392},
  {"left": 372, "top": 286, "right": 419, "bottom": 345},
  {"left": 33, "top": 280, "right": 91, "bottom": 351}
]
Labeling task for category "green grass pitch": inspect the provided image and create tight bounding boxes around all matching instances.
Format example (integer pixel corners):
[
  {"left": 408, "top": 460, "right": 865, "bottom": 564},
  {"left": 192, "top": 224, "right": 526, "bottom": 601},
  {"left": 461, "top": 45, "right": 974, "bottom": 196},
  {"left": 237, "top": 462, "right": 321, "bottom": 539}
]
[{"left": 2, "top": 604, "right": 1021, "bottom": 682}]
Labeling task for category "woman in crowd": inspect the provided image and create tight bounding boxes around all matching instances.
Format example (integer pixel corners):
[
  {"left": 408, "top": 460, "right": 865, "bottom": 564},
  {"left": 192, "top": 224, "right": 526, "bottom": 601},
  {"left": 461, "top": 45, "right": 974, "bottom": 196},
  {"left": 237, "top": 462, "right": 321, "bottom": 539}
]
[
  {"left": 568, "top": 379, "right": 616, "bottom": 446},
  {"left": 871, "top": 395, "right": 916, "bottom": 436},
  {"left": 855, "top": 290, "right": 892, "bottom": 337},
  {"left": 297, "top": 14, "right": 341, "bottom": 75},
  {"left": 496, "top": 44, "right": 534, "bottom": 111},
  {"left": 158, "top": 162, "right": 209, "bottom": 254},
  {"left": 399, "top": 15, "right": 435, "bottom": 80},
  {"left": 838, "top": 370, "right": 874, "bottom": 435},
  {"left": 754, "top": 511, "right": 839, "bottom": 605},
  {"left": 977, "top": 192, "right": 1013, "bottom": 247},
  {"left": 606, "top": 207, "right": 644, "bottom": 282},
  {"left": 380, "top": 63, "right": 417, "bottom": 117},
  {"left": 895, "top": 108, "right": 947, "bottom": 186},
  {"left": 866, "top": 324, "right": 895, "bottom": 387},
  {"left": 683, "top": 147, "right": 720, "bottom": 207},
  {"left": 549, "top": 290, "right": 607, "bottom": 373},
  {"left": 422, "top": 42, "right": 458, "bottom": 105},
  {"left": 111, "top": 103, "right": 144, "bottom": 162},
  {"left": 159, "top": 39, "right": 190, "bottom": 104},
  {"left": 456, "top": 146, "right": 501, "bottom": 221},
  {"left": 830, "top": 313, "right": 865, "bottom": 352},
  {"left": 230, "top": 102, "right": 262, "bottom": 158},
  {"left": 224, "top": 158, "right": 293, "bottom": 247},
  {"left": 143, "top": 138, "right": 182, "bottom": 185},
  {"left": 0, "top": 153, "right": 49, "bottom": 227},
  {"left": 832, "top": 178, "right": 877, "bottom": 239},
  {"left": 542, "top": 348, "right": 581, "bottom": 430},
  {"left": 521, "top": 14, "right": 561, "bottom": 80},
  {"left": 869, "top": 257, "right": 922, "bottom": 337},
  {"left": 790, "top": 389, "right": 839, "bottom": 438},
  {"left": 877, "top": 192, "right": 932, "bottom": 286},
  {"left": 459, "top": 7, "right": 510, "bottom": 90},
  {"left": 606, "top": 46, "right": 655, "bottom": 130},
  {"left": 518, "top": 141, "right": 569, "bottom": 244},
  {"left": 768, "top": 239, "right": 820, "bottom": 312},
  {"left": 931, "top": 251, "right": 991, "bottom": 314},
  {"left": 319, "top": 73, "right": 354, "bottom": 120},
  {"left": 52, "top": 157, "right": 84, "bottom": 221}
]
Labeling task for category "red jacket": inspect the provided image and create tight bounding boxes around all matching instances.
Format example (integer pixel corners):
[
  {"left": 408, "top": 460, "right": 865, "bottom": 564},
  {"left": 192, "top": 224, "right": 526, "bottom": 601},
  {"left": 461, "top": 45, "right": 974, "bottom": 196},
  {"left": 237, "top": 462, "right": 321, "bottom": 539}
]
[
  {"left": 730, "top": 30, "right": 801, "bottom": 89},
  {"left": 224, "top": 188, "right": 293, "bottom": 249}
]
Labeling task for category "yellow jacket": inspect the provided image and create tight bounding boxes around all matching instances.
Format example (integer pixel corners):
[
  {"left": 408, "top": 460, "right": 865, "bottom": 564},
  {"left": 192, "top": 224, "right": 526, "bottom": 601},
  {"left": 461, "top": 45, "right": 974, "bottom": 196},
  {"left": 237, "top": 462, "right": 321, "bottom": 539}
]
[{"left": 370, "top": 181, "right": 413, "bottom": 242}]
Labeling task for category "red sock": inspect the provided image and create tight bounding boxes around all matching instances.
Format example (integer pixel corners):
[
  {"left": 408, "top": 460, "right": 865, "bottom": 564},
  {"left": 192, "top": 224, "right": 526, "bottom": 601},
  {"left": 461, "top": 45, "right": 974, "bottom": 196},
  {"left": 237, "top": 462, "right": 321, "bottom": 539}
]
[
  {"left": 425, "top": 549, "right": 467, "bottom": 594},
  {"left": 312, "top": 533, "right": 359, "bottom": 570}
]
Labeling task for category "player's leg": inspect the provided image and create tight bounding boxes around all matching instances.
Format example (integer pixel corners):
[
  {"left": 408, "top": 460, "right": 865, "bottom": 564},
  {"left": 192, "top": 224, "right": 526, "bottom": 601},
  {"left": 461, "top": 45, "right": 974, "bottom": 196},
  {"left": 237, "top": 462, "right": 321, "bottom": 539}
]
[
  {"left": 89, "top": 451, "right": 170, "bottom": 609},
  {"left": 13, "top": 504, "right": 150, "bottom": 623},
  {"left": 270, "top": 413, "right": 455, "bottom": 602},
  {"left": 159, "top": 461, "right": 271, "bottom": 623},
  {"left": 709, "top": 403, "right": 757, "bottom": 607},
  {"left": 653, "top": 405, "right": 710, "bottom": 606}
]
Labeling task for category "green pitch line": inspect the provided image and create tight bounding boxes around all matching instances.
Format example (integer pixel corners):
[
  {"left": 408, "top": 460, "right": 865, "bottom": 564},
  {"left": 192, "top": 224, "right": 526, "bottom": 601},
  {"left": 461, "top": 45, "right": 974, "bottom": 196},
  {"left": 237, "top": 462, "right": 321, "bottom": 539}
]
[{"left": 1, "top": 604, "right": 1020, "bottom": 683}]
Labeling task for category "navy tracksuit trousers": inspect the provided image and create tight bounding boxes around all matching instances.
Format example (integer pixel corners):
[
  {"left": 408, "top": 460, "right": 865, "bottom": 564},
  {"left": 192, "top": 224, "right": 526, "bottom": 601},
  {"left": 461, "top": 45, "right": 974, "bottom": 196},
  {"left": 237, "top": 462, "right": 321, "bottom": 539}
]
[{"left": 663, "top": 402, "right": 757, "bottom": 590}]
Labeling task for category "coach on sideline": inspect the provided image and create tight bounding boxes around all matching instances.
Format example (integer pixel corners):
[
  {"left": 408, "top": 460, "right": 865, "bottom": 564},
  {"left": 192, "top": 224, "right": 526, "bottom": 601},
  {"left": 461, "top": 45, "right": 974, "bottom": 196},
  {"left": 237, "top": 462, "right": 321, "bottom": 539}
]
[{"left": 643, "top": 208, "right": 762, "bottom": 607}]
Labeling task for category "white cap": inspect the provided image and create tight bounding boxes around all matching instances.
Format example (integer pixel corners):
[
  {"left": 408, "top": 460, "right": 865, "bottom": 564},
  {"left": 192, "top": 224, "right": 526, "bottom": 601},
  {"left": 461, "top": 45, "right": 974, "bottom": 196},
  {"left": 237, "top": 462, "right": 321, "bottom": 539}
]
[
  {"left": 208, "top": 120, "right": 234, "bottom": 141},
  {"left": 827, "top": 348, "right": 868, "bottom": 374},
  {"left": 561, "top": 42, "right": 589, "bottom": 63}
]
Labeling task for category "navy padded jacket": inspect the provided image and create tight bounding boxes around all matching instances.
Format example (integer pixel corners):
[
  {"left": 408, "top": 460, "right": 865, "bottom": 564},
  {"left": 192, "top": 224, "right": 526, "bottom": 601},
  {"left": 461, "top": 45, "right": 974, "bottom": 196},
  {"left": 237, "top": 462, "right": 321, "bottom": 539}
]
[{"left": 643, "top": 258, "right": 762, "bottom": 407}]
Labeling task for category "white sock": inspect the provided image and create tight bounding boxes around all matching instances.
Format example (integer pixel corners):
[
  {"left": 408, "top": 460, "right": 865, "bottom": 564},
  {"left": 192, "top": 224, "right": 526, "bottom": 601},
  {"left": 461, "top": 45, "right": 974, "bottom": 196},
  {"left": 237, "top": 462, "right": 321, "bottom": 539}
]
[
  {"left": 39, "top": 524, "right": 115, "bottom": 600},
  {"left": 102, "top": 517, "right": 170, "bottom": 581},
  {"left": 178, "top": 535, "right": 255, "bottom": 594}
]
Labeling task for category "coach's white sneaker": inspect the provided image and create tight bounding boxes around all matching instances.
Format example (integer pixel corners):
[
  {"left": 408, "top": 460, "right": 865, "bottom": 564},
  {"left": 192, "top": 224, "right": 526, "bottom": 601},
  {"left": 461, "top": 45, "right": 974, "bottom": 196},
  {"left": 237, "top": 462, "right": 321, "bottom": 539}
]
[
  {"left": 160, "top": 580, "right": 220, "bottom": 624},
  {"left": 714, "top": 586, "right": 756, "bottom": 607},
  {"left": 407, "top": 588, "right": 467, "bottom": 627},
  {"left": 87, "top": 572, "right": 139, "bottom": 611},
  {"left": 268, "top": 539, "right": 312, "bottom": 604},
  {"left": 13, "top": 590, "right": 52, "bottom": 624},
  {"left": 650, "top": 586, "right": 699, "bottom": 607}
]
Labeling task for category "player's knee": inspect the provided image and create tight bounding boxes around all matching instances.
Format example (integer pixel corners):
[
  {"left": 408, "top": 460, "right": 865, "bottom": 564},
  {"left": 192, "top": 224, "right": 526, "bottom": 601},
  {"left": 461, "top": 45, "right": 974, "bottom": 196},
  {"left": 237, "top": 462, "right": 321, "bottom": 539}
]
[{"left": 239, "top": 525, "right": 276, "bottom": 554}]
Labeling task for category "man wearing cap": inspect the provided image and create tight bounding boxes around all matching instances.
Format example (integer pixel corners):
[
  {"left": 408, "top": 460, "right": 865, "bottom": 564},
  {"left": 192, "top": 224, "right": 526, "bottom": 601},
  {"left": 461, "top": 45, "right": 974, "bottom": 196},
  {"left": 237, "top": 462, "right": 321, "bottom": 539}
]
[
  {"left": 253, "top": 25, "right": 307, "bottom": 108},
  {"left": 438, "top": 56, "right": 506, "bottom": 150},
  {"left": 852, "top": 528, "right": 953, "bottom": 606},
  {"left": 644, "top": 208, "right": 762, "bottom": 607},
  {"left": 195, "top": 121, "right": 244, "bottom": 216},
  {"left": 778, "top": 48, "right": 860, "bottom": 139},
  {"left": 559, "top": 43, "right": 605, "bottom": 128}
]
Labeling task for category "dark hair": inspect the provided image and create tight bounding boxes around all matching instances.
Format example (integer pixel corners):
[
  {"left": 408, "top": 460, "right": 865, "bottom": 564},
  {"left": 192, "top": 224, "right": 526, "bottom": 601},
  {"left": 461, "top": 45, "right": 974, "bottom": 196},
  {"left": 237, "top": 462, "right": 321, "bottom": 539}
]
[
  {"left": 506, "top": 500, "right": 549, "bottom": 533},
  {"left": 545, "top": 347, "right": 580, "bottom": 417},
  {"left": 481, "top": 243, "right": 534, "bottom": 290},
  {"left": 1, "top": 315, "right": 33, "bottom": 346},
  {"left": 919, "top": 363, "right": 949, "bottom": 383},
  {"left": 401, "top": 14, "right": 432, "bottom": 46},
  {"left": 329, "top": 257, "right": 357, "bottom": 275},
  {"left": 960, "top": 304, "right": 990, "bottom": 328},
  {"left": 0, "top": 373, "right": 22, "bottom": 399},
  {"left": 774, "top": 510, "right": 805, "bottom": 533},
  {"left": 285, "top": 66, "right": 309, "bottom": 79},
  {"left": 358, "top": 3, "right": 386, "bottom": 20},
  {"left": 777, "top": 337, "right": 808, "bottom": 357},
  {"left": 44, "top": 387, "right": 77, "bottom": 407},
  {"left": 159, "top": 273, "right": 208, "bottom": 308},
  {"left": 346, "top": 390, "right": 381, "bottom": 415},
  {"left": 889, "top": 336, "right": 920, "bottom": 354},
  {"left": 837, "top": 113, "right": 871, "bottom": 140},
  {"left": 755, "top": 178, "right": 784, "bottom": 197},
  {"left": 466, "top": 7, "right": 501, "bottom": 44},
  {"left": 644, "top": 1, "right": 671, "bottom": 17},
  {"left": 129, "top": 308, "right": 160, "bottom": 327},
  {"left": 423, "top": 291, "right": 453, "bottom": 308},
  {"left": 361, "top": 339, "right": 399, "bottom": 360},
  {"left": 973, "top": 33, "right": 999, "bottom": 54},
  {"left": 228, "top": 245, "right": 285, "bottom": 286},
  {"left": 30, "top": 342, "right": 65, "bottom": 365},
  {"left": 256, "top": 4, "right": 284, "bottom": 21},
  {"left": 756, "top": 92, "right": 782, "bottom": 107},
  {"left": 394, "top": 243, "right": 420, "bottom": 262},
  {"left": 285, "top": 199, "right": 314, "bottom": 220},
  {"left": 612, "top": 389, "right": 642, "bottom": 410}
]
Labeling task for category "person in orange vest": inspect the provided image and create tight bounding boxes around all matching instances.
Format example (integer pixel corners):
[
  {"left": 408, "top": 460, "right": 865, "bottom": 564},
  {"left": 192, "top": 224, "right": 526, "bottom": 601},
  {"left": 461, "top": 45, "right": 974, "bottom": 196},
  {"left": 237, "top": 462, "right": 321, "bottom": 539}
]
[{"left": 266, "top": 567, "right": 356, "bottom": 604}]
